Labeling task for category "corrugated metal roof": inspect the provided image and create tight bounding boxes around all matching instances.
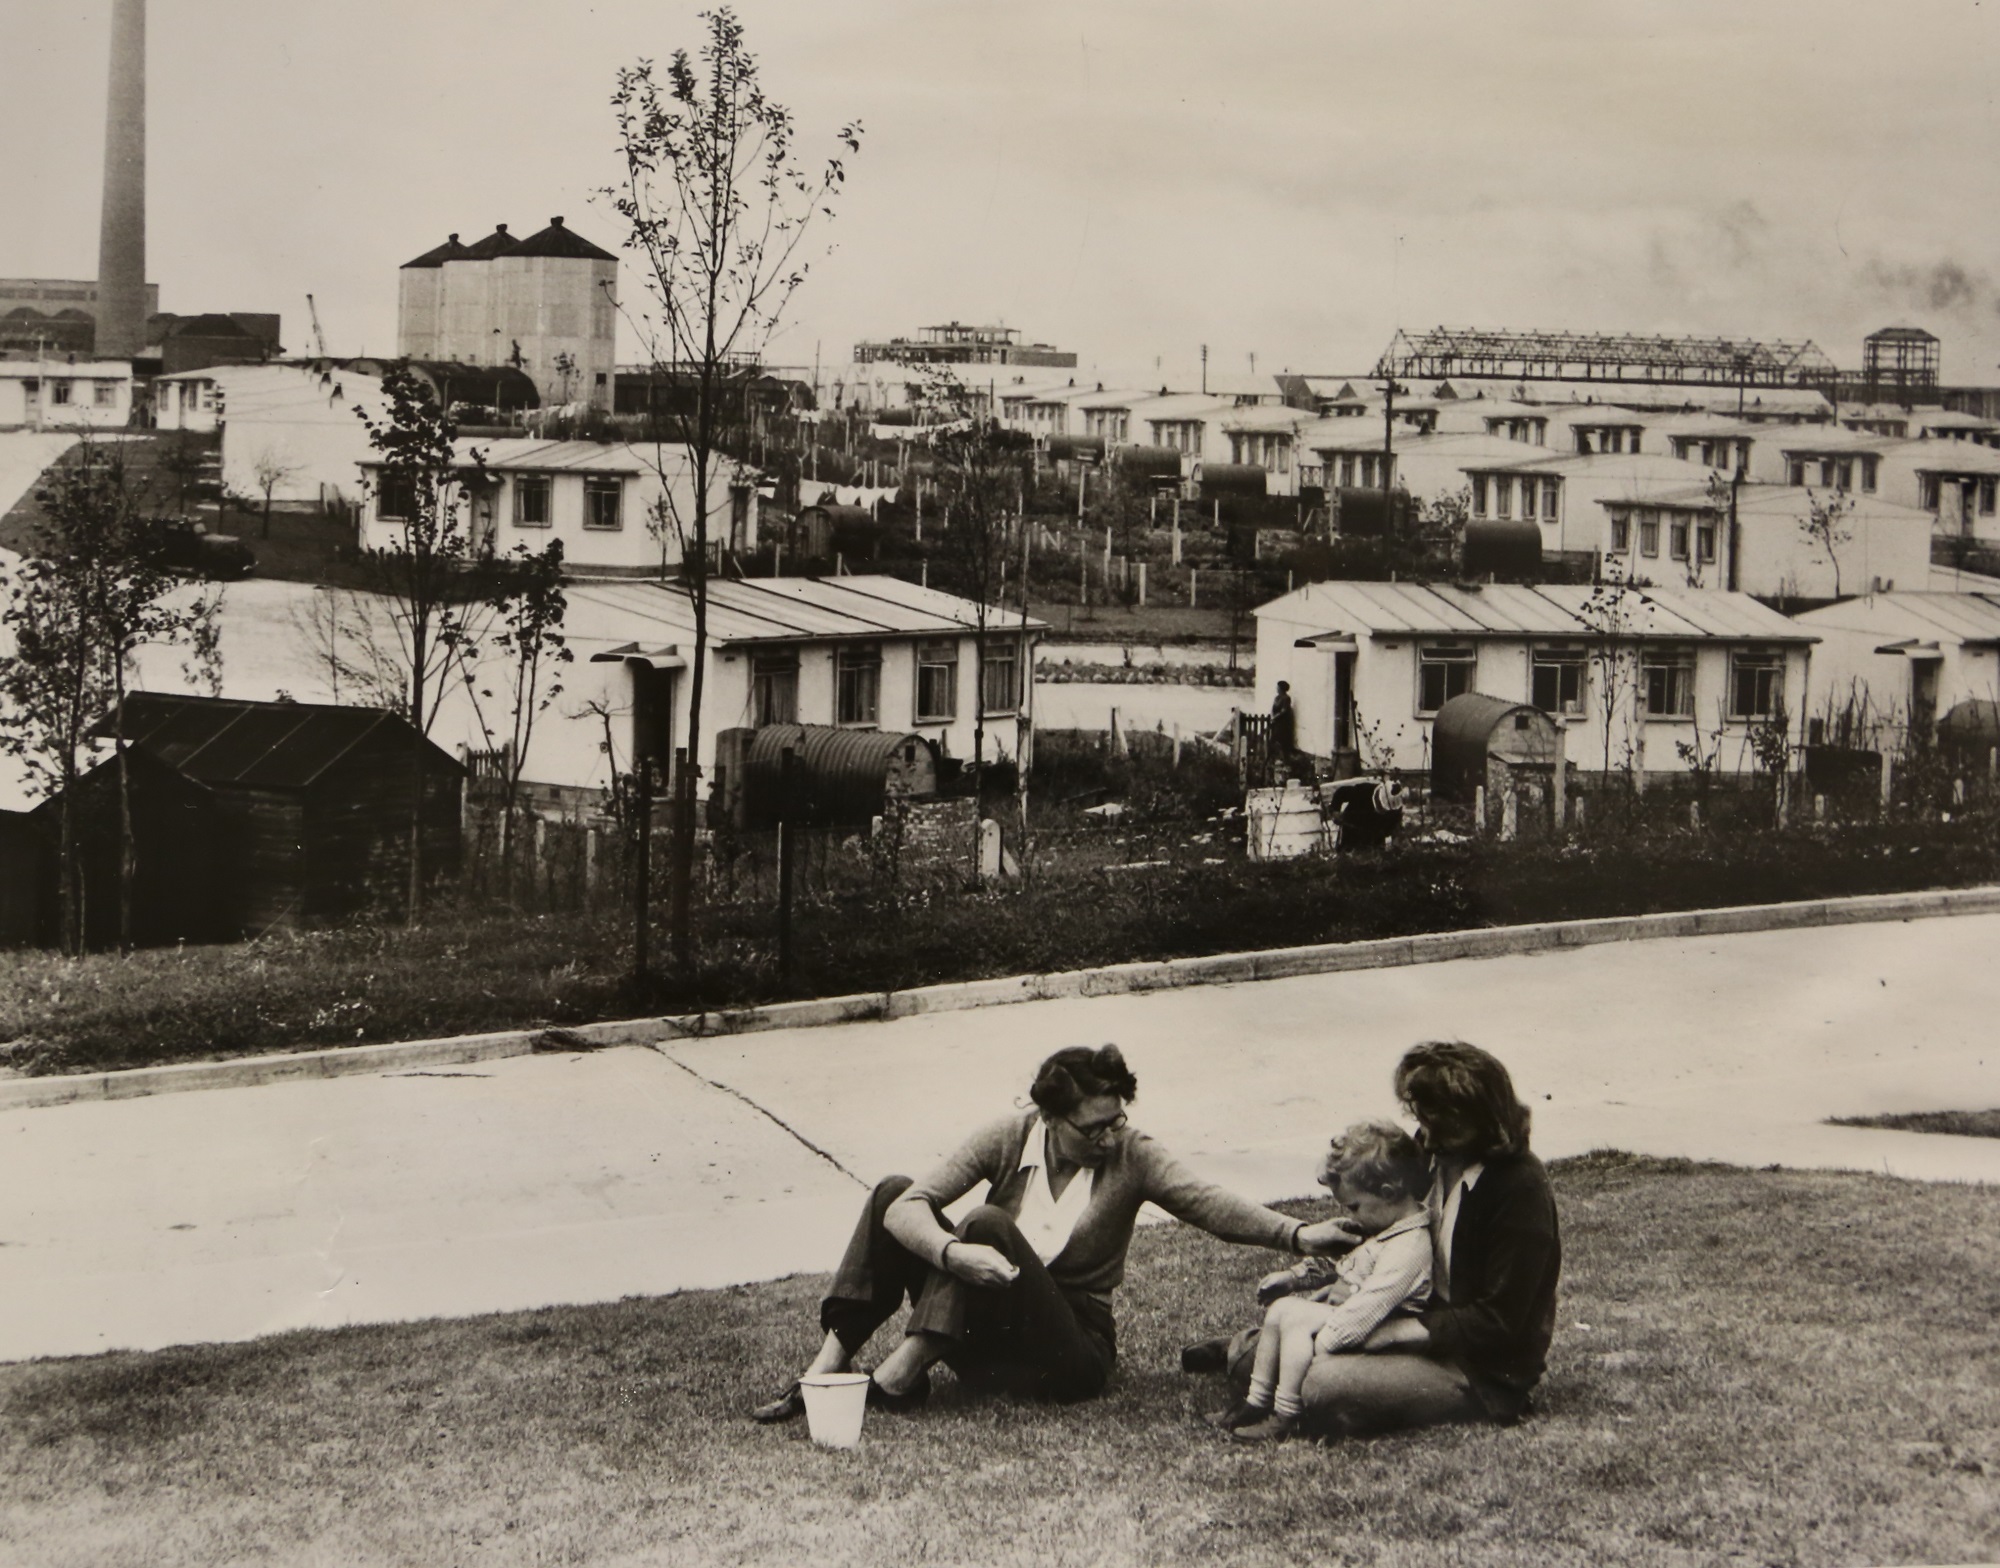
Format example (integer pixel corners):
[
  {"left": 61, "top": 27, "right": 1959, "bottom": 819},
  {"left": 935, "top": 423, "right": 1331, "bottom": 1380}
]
[
  {"left": 564, "top": 574, "right": 1049, "bottom": 650},
  {"left": 1796, "top": 592, "right": 2000, "bottom": 645},
  {"left": 107, "top": 694, "right": 451, "bottom": 790},
  {"left": 1888, "top": 439, "right": 2000, "bottom": 475},
  {"left": 1255, "top": 580, "right": 1813, "bottom": 643}
]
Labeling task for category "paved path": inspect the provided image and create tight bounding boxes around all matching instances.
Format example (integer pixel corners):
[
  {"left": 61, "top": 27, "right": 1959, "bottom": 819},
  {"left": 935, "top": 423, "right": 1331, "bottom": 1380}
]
[{"left": 3, "top": 915, "right": 1996, "bottom": 1363}]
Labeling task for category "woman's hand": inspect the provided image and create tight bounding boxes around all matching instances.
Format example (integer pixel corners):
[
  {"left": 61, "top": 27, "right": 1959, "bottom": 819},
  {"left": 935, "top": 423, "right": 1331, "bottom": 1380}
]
[
  {"left": 943, "top": 1241, "right": 1020, "bottom": 1290},
  {"left": 1360, "top": 1317, "right": 1430, "bottom": 1353},
  {"left": 1294, "top": 1218, "right": 1366, "bottom": 1257},
  {"left": 1255, "top": 1269, "right": 1299, "bottom": 1305}
]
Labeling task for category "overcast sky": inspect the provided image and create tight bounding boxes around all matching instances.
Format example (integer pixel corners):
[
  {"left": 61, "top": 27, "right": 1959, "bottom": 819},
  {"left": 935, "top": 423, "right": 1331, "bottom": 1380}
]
[{"left": 8, "top": 1, "right": 2000, "bottom": 390}]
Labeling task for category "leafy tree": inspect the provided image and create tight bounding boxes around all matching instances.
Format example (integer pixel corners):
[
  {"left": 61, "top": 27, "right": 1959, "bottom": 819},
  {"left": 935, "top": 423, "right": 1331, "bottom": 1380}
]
[
  {"left": 354, "top": 364, "right": 492, "bottom": 921},
  {"left": 250, "top": 449, "right": 302, "bottom": 541},
  {"left": 1800, "top": 487, "right": 1855, "bottom": 599},
  {"left": 0, "top": 440, "right": 220, "bottom": 952},
  {"left": 1576, "top": 571, "right": 1655, "bottom": 790},
  {"left": 603, "top": 6, "right": 861, "bottom": 968},
  {"left": 465, "top": 538, "right": 573, "bottom": 899}
]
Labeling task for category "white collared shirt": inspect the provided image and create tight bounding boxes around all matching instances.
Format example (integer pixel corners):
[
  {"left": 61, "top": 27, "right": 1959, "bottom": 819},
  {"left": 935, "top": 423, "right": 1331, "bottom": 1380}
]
[
  {"left": 1013, "top": 1119, "right": 1096, "bottom": 1264},
  {"left": 1429, "top": 1160, "right": 1485, "bottom": 1302}
]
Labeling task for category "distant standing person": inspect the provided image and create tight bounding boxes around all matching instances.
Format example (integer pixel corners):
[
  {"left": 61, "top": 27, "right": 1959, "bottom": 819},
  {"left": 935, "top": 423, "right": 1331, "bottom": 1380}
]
[{"left": 1270, "top": 681, "right": 1297, "bottom": 774}]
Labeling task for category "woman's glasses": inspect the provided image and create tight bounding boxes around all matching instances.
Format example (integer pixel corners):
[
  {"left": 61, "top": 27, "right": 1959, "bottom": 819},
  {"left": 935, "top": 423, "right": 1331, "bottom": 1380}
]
[{"left": 1061, "top": 1111, "right": 1128, "bottom": 1145}]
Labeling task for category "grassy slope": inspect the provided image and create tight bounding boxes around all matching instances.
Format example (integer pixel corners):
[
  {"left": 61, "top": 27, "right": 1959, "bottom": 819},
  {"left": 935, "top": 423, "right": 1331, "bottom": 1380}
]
[{"left": 2, "top": 1156, "right": 1996, "bottom": 1568}]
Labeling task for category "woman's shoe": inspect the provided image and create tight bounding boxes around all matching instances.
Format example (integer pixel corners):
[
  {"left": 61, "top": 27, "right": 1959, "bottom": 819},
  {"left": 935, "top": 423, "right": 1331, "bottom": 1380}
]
[
  {"left": 1180, "top": 1338, "right": 1232, "bottom": 1374},
  {"left": 866, "top": 1370, "right": 932, "bottom": 1413},
  {"left": 1205, "top": 1398, "right": 1269, "bottom": 1431},
  {"left": 750, "top": 1381, "right": 806, "bottom": 1424}
]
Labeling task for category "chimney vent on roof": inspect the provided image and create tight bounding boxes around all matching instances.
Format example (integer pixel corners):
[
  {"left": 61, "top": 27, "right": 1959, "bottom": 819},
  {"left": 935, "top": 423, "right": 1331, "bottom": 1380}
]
[
  {"left": 496, "top": 224, "right": 509, "bottom": 235},
  {"left": 551, "top": 216, "right": 564, "bottom": 227},
  {"left": 447, "top": 232, "right": 458, "bottom": 243}
]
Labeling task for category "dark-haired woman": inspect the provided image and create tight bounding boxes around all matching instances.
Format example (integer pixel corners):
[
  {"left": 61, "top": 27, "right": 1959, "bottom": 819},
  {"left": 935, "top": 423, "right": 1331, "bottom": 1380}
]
[
  {"left": 754, "top": 1044, "right": 1356, "bottom": 1421},
  {"left": 1283, "top": 1039, "right": 1562, "bottom": 1437}
]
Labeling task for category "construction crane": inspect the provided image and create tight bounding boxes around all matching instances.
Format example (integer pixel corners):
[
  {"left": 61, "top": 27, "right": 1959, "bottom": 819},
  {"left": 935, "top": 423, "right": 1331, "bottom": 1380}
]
[{"left": 306, "top": 293, "right": 329, "bottom": 360}]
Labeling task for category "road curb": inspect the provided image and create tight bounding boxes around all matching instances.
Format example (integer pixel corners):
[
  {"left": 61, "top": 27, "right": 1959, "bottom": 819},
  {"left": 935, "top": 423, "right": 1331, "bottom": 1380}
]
[{"left": 7, "top": 883, "right": 1999, "bottom": 1112}]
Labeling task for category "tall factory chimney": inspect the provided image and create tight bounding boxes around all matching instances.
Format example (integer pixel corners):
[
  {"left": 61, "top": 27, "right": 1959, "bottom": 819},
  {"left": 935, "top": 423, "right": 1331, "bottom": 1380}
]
[{"left": 95, "top": 0, "right": 147, "bottom": 359}]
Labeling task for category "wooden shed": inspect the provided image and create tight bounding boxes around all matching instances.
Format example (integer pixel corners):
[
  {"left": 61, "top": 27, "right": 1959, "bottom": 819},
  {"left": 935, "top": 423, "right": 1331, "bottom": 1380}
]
[
  {"left": 0, "top": 810, "right": 48, "bottom": 948},
  {"left": 98, "top": 693, "right": 464, "bottom": 937},
  {"left": 1431, "top": 692, "right": 1566, "bottom": 839},
  {"left": 26, "top": 748, "right": 224, "bottom": 949}
]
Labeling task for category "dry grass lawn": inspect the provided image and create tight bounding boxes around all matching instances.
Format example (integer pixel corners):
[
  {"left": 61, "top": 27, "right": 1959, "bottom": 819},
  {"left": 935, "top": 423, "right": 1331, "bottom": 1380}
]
[{"left": 2, "top": 1154, "right": 1997, "bottom": 1568}]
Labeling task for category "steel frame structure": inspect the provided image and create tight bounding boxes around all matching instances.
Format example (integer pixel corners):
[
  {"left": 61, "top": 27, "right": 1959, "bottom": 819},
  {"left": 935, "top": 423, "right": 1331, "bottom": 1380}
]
[{"left": 1374, "top": 326, "right": 1837, "bottom": 390}]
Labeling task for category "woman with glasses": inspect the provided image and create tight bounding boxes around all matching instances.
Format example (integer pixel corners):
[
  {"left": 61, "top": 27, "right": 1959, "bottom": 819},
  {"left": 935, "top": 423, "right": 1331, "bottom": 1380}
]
[{"left": 753, "top": 1043, "right": 1356, "bottom": 1422}]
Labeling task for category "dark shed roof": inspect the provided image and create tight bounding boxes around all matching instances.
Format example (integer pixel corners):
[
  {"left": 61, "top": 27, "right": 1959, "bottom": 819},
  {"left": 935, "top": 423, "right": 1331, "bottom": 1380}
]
[
  {"left": 402, "top": 233, "right": 472, "bottom": 270},
  {"left": 514, "top": 216, "right": 617, "bottom": 262},
  {"left": 101, "top": 694, "right": 463, "bottom": 791}
]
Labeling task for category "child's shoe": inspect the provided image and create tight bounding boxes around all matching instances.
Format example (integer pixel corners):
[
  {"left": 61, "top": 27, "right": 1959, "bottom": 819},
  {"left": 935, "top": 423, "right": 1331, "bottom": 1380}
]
[
  {"left": 1229, "top": 1410, "right": 1300, "bottom": 1444},
  {"left": 1205, "top": 1398, "right": 1270, "bottom": 1431}
]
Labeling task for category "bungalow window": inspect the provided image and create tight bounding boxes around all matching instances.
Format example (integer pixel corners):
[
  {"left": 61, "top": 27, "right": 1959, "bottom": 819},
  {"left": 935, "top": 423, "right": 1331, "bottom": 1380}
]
[
  {"left": 980, "top": 639, "right": 1020, "bottom": 714},
  {"left": 1531, "top": 648, "right": 1586, "bottom": 717},
  {"left": 583, "top": 476, "right": 623, "bottom": 530},
  {"left": 1728, "top": 650, "right": 1784, "bottom": 721},
  {"left": 1609, "top": 511, "right": 1631, "bottom": 552},
  {"left": 375, "top": 472, "right": 417, "bottom": 521},
  {"left": 514, "top": 474, "right": 552, "bottom": 527},
  {"left": 93, "top": 380, "right": 119, "bottom": 407},
  {"left": 51, "top": 380, "right": 73, "bottom": 406},
  {"left": 1833, "top": 458, "right": 1854, "bottom": 491},
  {"left": 1493, "top": 477, "right": 1511, "bottom": 520},
  {"left": 1640, "top": 649, "right": 1696, "bottom": 719},
  {"left": 1983, "top": 478, "right": 1998, "bottom": 517},
  {"left": 1520, "top": 479, "right": 1538, "bottom": 521},
  {"left": 1416, "top": 644, "right": 1475, "bottom": 715},
  {"left": 1920, "top": 474, "right": 1940, "bottom": 510},
  {"left": 1639, "top": 514, "right": 1660, "bottom": 557},
  {"left": 836, "top": 644, "right": 880, "bottom": 726},
  {"left": 1696, "top": 519, "right": 1717, "bottom": 564},
  {"left": 1788, "top": 457, "right": 1806, "bottom": 487},
  {"left": 1861, "top": 456, "right": 1879, "bottom": 493},
  {"left": 914, "top": 639, "right": 958, "bottom": 723},
  {"left": 751, "top": 653, "right": 799, "bottom": 726},
  {"left": 1338, "top": 455, "right": 1356, "bottom": 488},
  {"left": 1471, "top": 474, "right": 1489, "bottom": 516},
  {"left": 1542, "top": 479, "right": 1561, "bottom": 523},
  {"left": 1669, "top": 514, "right": 1690, "bottom": 561}
]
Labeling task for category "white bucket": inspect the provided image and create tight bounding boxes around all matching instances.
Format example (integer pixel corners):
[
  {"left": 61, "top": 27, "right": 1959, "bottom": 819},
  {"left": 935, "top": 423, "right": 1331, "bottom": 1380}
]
[{"left": 799, "top": 1372, "right": 870, "bottom": 1449}]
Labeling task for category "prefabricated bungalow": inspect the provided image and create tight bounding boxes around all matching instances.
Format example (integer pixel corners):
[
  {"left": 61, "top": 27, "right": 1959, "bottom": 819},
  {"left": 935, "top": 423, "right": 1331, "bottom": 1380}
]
[
  {"left": 360, "top": 437, "right": 760, "bottom": 573},
  {"left": 1595, "top": 484, "right": 1936, "bottom": 600},
  {"left": 1254, "top": 580, "right": 1814, "bottom": 784},
  {"left": 540, "top": 575, "right": 1049, "bottom": 803},
  {"left": 1793, "top": 592, "right": 2000, "bottom": 757}
]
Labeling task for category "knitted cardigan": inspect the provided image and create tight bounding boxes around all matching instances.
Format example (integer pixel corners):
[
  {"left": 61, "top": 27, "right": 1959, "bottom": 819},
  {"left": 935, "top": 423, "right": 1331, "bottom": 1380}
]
[
  {"left": 885, "top": 1111, "right": 1302, "bottom": 1302},
  {"left": 1420, "top": 1150, "right": 1562, "bottom": 1420}
]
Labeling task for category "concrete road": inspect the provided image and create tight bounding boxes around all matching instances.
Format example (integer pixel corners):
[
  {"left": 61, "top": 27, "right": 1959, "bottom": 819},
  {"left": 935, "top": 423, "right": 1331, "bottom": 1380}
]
[{"left": 2, "top": 914, "right": 1996, "bottom": 1363}]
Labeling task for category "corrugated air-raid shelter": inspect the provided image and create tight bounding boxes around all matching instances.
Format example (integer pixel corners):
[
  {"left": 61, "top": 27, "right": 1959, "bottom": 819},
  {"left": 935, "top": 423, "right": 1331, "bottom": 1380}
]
[
  {"left": 40, "top": 693, "right": 466, "bottom": 946},
  {"left": 1430, "top": 693, "right": 1567, "bottom": 839}
]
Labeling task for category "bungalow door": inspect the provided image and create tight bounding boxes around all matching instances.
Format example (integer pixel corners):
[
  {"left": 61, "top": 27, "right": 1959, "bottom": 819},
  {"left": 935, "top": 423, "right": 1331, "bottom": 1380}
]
[
  {"left": 472, "top": 489, "right": 498, "bottom": 558},
  {"left": 1910, "top": 658, "right": 1941, "bottom": 749}
]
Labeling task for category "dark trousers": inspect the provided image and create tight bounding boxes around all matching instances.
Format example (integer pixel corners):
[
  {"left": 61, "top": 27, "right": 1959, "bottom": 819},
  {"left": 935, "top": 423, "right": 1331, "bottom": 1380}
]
[
  {"left": 821, "top": 1176, "right": 1116, "bottom": 1403},
  {"left": 1225, "top": 1327, "right": 1488, "bottom": 1437}
]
